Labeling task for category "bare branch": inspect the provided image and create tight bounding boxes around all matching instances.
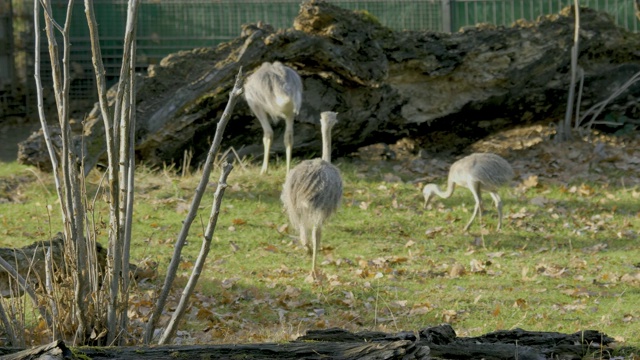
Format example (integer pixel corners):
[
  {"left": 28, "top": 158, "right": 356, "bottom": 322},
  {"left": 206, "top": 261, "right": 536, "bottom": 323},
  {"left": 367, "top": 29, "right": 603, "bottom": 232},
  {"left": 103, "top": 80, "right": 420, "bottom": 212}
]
[
  {"left": 92, "top": 0, "right": 139, "bottom": 345},
  {"left": 83, "top": 0, "right": 119, "bottom": 344},
  {"left": 0, "top": 296, "right": 18, "bottom": 346},
  {"left": 45, "top": 248, "right": 60, "bottom": 340},
  {"left": 557, "top": 2, "right": 580, "bottom": 142},
  {"left": 38, "top": 0, "right": 64, "bottom": 33},
  {"left": 40, "top": 0, "right": 63, "bottom": 115},
  {"left": 0, "top": 255, "right": 51, "bottom": 330},
  {"left": 33, "top": 0, "right": 64, "bottom": 215},
  {"left": 576, "top": 70, "right": 640, "bottom": 131},
  {"left": 144, "top": 68, "right": 245, "bottom": 344},
  {"left": 158, "top": 162, "right": 234, "bottom": 345},
  {"left": 38, "top": 0, "right": 91, "bottom": 342}
]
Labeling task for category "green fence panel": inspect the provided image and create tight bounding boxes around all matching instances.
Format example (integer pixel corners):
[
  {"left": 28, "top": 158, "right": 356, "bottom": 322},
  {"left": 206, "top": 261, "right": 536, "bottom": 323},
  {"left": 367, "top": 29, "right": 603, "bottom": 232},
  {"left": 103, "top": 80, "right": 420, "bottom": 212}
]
[
  {"left": 450, "top": 0, "right": 637, "bottom": 31},
  {"left": 22, "top": 0, "right": 639, "bottom": 101}
]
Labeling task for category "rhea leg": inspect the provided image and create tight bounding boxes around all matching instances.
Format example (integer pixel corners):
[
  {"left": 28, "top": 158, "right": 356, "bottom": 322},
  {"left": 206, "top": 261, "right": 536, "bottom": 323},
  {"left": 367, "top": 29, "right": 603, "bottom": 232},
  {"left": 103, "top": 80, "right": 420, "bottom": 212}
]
[
  {"left": 299, "top": 224, "right": 311, "bottom": 254},
  {"left": 259, "top": 119, "right": 274, "bottom": 175},
  {"left": 310, "top": 224, "right": 322, "bottom": 279},
  {"left": 465, "top": 182, "right": 482, "bottom": 231},
  {"left": 489, "top": 192, "right": 503, "bottom": 230},
  {"left": 284, "top": 116, "right": 294, "bottom": 174},
  {"left": 249, "top": 106, "right": 273, "bottom": 175}
]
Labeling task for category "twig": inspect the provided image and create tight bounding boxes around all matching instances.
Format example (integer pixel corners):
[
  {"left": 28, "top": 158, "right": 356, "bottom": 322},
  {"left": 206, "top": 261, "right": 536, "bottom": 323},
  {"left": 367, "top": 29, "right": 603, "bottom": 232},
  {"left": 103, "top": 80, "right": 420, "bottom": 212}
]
[
  {"left": 38, "top": 0, "right": 63, "bottom": 33},
  {"left": 38, "top": 0, "right": 90, "bottom": 342},
  {"left": 0, "top": 255, "right": 52, "bottom": 329},
  {"left": 0, "top": 297, "right": 19, "bottom": 346},
  {"left": 112, "top": 0, "right": 140, "bottom": 344},
  {"left": 144, "top": 68, "right": 245, "bottom": 344},
  {"left": 158, "top": 162, "right": 234, "bottom": 344},
  {"left": 84, "top": 0, "right": 120, "bottom": 343},
  {"left": 119, "top": 34, "right": 138, "bottom": 346},
  {"left": 573, "top": 67, "right": 584, "bottom": 130},
  {"left": 577, "top": 70, "right": 640, "bottom": 131},
  {"left": 557, "top": 2, "right": 580, "bottom": 142},
  {"left": 33, "top": 0, "right": 64, "bottom": 225},
  {"left": 45, "top": 247, "right": 59, "bottom": 340}
]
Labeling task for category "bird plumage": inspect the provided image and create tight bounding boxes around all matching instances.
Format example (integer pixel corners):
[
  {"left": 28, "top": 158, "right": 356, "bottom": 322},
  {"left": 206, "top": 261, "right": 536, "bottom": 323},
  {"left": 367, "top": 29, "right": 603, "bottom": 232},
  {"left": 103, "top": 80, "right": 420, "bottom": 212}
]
[
  {"left": 244, "top": 61, "right": 303, "bottom": 175},
  {"left": 282, "top": 158, "right": 342, "bottom": 232},
  {"left": 423, "top": 153, "right": 514, "bottom": 231},
  {"left": 281, "top": 111, "right": 342, "bottom": 279}
]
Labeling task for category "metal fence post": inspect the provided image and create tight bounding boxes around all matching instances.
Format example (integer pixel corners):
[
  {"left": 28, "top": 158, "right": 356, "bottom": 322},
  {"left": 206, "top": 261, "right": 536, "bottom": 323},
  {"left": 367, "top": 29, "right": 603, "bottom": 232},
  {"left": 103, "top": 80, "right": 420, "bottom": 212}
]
[{"left": 442, "top": 0, "right": 452, "bottom": 32}]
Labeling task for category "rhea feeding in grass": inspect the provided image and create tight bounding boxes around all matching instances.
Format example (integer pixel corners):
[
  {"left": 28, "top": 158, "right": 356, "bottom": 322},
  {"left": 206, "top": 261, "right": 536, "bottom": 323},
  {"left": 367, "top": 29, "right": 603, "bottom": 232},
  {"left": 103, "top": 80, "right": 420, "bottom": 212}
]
[
  {"left": 244, "top": 61, "right": 303, "bottom": 175},
  {"left": 281, "top": 111, "right": 343, "bottom": 279},
  {"left": 422, "top": 153, "right": 514, "bottom": 231}
]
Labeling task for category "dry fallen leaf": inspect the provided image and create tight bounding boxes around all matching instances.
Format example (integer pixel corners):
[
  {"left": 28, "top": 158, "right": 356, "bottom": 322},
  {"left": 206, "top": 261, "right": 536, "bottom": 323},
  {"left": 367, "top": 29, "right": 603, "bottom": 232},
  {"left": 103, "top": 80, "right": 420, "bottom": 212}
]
[
  {"left": 522, "top": 175, "right": 539, "bottom": 190},
  {"left": 232, "top": 218, "right": 247, "bottom": 225},
  {"left": 263, "top": 244, "right": 279, "bottom": 253},
  {"left": 620, "top": 272, "right": 640, "bottom": 284},
  {"left": 449, "top": 263, "right": 466, "bottom": 278},
  {"left": 513, "top": 298, "right": 527, "bottom": 309},
  {"left": 410, "top": 301, "right": 433, "bottom": 315},
  {"left": 529, "top": 196, "right": 548, "bottom": 207},
  {"left": 441, "top": 309, "right": 458, "bottom": 323},
  {"left": 221, "top": 277, "right": 240, "bottom": 289},
  {"left": 469, "top": 259, "right": 486, "bottom": 273}
]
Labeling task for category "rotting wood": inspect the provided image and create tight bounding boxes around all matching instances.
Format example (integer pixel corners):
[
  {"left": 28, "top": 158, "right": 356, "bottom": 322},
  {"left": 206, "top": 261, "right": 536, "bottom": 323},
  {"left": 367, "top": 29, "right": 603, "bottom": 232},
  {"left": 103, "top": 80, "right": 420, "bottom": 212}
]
[
  {"left": 0, "top": 324, "right": 624, "bottom": 360},
  {"left": 0, "top": 340, "right": 73, "bottom": 360},
  {"left": 0, "top": 233, "right": 149, "bottom": 298},
  {"left": 18, "top": 1, "right": 640, "bottom": 171}
]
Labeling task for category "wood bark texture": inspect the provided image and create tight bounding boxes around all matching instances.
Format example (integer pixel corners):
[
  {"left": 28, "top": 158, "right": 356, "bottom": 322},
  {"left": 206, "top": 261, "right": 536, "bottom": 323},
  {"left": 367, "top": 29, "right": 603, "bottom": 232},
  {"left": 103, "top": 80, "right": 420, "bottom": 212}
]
[
  {"left": 0, "top": 324, "right": 618, "bottom": 360},
  {"left": 18, "top": 1, "right": 640, "bottom": 170},
  {"left": 0, "top": 233, "right": 148, "bottom": 298}
]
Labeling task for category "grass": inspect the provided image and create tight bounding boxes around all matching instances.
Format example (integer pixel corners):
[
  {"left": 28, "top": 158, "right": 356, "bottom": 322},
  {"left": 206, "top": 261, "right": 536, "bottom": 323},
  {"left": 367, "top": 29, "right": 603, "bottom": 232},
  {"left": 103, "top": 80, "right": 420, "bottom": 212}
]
[{"left": 0, "top": 136, "right": 639, "bottom": 352}]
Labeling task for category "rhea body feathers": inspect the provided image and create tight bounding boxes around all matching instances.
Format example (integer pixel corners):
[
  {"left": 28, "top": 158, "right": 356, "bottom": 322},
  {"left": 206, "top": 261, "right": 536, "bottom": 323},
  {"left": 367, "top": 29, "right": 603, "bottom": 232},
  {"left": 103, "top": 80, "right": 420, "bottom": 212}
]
[
  {"left": 281, "top": 111, "right": 342, "bottom": 278},
  {"left": 423, "top": 153, "right": 514, "bottom": 231},
  {"left": 282, "top": 159, "right": 342, "bottom": 231},
  {"left": 244, "top": 61, "right": 303, "bottom": 175}
]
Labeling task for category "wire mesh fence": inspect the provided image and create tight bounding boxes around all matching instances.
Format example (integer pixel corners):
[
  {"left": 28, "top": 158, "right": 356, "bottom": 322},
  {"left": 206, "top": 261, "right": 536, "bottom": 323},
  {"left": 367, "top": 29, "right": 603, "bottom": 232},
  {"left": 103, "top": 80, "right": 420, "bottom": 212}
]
[
  {"left": 450, "top": 0, "right": 638, "bottom": 31},
  {"left": 2, "top": 0, "right": 638, "bottom": 110}
]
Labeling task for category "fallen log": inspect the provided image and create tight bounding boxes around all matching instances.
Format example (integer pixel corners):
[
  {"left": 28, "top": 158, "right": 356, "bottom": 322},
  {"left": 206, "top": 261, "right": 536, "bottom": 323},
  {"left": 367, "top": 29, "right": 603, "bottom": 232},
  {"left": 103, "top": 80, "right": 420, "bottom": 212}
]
[
  {"left": 0, "top": 232, "right": 96, "bottom": 298},
  {"left": 0, "top": 324, "right": 622, "bottom": 360},
  {"left": 18, "top": 1, "right": 640, "bottom": 171},
  {"left": 0, "top": 340, "right": 73, "bottom": 360},
  {"left": 0, "top": 233, "right": 150, "bottom": 298}
]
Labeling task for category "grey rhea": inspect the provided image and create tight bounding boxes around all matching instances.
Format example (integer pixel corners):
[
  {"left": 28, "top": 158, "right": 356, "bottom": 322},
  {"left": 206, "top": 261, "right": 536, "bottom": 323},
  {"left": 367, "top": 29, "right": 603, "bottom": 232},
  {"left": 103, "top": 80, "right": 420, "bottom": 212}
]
[
  {"left": 422, "top": 153, "right": 514, "bottom": 231},
  {"left": 244, "top": 61, "right": 303, "bottom": 175},
  {"left": 281, "top": 111, "right": 343, "bottom": 279}
]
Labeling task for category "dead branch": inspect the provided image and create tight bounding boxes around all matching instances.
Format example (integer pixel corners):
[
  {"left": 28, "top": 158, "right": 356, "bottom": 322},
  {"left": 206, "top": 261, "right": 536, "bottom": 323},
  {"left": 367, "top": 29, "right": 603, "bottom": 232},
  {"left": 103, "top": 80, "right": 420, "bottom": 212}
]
[
  {"left": 144, "top": 68, "right": 245, "bottom": 344},
  {"left": 158, "top": 162, "right": 234, "bottom": 344}
]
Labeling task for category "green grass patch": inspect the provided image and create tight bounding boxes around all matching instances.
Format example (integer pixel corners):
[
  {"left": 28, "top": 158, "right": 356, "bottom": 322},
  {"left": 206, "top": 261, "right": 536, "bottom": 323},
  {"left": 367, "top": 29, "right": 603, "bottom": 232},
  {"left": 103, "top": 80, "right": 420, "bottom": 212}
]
[{"left": 0, "top": 153, "right": 639, "bottom": 347}]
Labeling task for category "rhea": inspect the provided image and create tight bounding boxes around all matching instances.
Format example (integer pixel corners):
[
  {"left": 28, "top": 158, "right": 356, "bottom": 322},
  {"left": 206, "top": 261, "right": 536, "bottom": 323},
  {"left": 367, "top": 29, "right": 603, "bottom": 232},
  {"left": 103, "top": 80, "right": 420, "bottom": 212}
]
[
  {"left": 244, "top": 61, "right": 303, "bottom": 175},
  {"left": 422, "top": 153, "right": 514, "bottom": 231},
  {"left": 281, "top": 111, "right": 343, "bottom": 279}
]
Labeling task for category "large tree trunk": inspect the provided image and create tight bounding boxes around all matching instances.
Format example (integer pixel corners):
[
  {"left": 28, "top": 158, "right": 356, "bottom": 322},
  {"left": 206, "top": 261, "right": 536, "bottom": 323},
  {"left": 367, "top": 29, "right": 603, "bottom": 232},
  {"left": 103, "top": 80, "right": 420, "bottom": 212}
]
[{"left": 18, "top": 1, "right": 640, "bottom": 171}]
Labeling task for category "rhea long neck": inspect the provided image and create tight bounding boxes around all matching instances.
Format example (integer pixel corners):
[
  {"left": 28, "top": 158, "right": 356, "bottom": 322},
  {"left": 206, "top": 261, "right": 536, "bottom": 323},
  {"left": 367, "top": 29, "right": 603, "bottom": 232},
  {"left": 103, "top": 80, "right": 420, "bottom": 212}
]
[
  {"left": 432, "top": 179, "right": 455, "bottom": 199},
  {"left": 321, "top": 123, "right": 333, "bottom": 163}
]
